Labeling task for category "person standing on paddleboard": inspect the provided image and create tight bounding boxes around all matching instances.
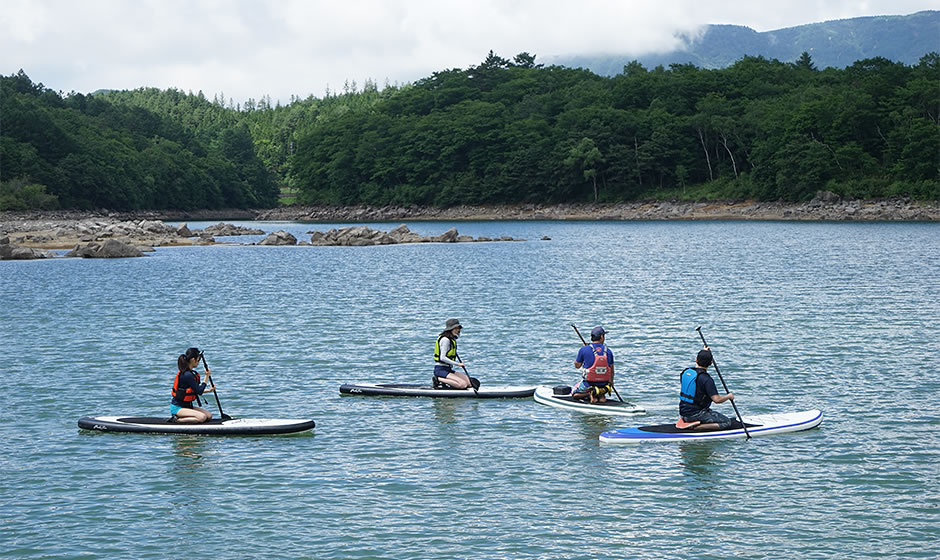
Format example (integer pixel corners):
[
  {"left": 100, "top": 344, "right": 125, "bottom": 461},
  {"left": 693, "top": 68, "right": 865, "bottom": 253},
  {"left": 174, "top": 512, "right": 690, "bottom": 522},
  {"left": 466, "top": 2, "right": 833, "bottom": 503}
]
[
  {"left": 572, "top": 326, "right": 615, "bottom": 403},
  {"left": 170, "top": 347, "right": 215, "bottom": 423},
  {"left": 678, "top": 348, "right": 735, "bottom": 430},
  {"left": 433, "top": 319, "right": 471, "bottom": 389}
]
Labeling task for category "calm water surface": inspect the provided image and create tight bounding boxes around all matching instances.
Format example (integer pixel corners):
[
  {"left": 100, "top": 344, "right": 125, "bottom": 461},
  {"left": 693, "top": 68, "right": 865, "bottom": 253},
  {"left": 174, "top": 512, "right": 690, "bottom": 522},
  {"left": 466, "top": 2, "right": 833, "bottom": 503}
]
[{"left": 2, "top": 220, "right": 938, "bottom": 559}]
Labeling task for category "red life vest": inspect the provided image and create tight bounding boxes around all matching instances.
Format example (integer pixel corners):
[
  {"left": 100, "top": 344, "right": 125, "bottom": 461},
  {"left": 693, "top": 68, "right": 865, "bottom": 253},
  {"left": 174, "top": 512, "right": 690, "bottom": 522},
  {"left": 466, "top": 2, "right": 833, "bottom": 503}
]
[
  {"left": 171, "top": 369, "right": 200, "bottom": 402},
  {"left": 584, "top": 344, "right": 612, "bottom": 383}
]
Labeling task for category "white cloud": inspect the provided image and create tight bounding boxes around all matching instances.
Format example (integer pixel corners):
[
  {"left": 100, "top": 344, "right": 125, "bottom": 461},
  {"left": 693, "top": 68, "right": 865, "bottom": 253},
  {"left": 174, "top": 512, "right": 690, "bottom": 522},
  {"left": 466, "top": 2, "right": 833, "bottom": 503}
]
[{"left": 1, "top": 0, "right": 935, "bottom": 104}]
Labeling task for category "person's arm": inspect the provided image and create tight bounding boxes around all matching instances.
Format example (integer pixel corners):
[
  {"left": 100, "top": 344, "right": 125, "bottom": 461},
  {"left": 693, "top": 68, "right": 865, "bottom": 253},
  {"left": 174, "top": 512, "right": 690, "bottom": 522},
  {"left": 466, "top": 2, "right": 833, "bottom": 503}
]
[
  {"left": 711, "top": 392, "right": 734, "bottom": 403},
  {"left": 574, "top": 345, "right": 586, "bottom": 368},
  {"left": 705, "top": 377, "right": 730, "bottom": 403},
  {"left": 182, "top": 371, "right": 209, "bottom": 395}
]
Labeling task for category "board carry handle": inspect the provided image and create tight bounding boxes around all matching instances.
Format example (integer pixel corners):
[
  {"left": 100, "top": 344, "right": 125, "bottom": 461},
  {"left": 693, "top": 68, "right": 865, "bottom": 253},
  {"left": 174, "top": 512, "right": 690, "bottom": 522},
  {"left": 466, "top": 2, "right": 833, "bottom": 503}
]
[
  {"left": 200, "top": 352, "right": 231, "bottom": 420},
  {"left": 571, "top": 323, "right": 624, "bottom": 403},
  {"left": 695, "top": 327, "right": 750, "bottom": 439}
]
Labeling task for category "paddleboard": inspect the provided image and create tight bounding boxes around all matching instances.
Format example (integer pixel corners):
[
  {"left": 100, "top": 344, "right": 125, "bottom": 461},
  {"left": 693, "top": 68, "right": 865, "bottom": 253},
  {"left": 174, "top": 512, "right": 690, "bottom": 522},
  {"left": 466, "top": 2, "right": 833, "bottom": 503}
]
[
  {"left": 339, "top": 383, "right": 536, "bottom": 398},
  {"left": 599, "top": 409, "right": 822, "bottom": 443},
  {"left": 78, "top": 416, "right": 315, "bottom": 435},
  {"left": 533, "top": 386, "right": 646, "bottom": 416}
]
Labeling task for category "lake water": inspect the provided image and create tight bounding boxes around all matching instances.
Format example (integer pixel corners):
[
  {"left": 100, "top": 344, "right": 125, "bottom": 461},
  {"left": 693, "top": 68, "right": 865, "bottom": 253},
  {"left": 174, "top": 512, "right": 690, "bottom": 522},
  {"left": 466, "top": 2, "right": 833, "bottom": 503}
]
[{"left": 2, "top": 220, "right": 938, "bottom": 559}]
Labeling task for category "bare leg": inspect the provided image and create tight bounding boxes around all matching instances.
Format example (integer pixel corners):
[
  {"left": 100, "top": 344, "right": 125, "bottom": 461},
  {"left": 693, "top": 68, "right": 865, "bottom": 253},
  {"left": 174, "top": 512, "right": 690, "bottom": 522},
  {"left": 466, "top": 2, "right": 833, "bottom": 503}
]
[
  {"left": 441, "top": 372, "right": 470, "bottom": 389},
  {"left": 175, "top": 406, "right": 212, "bottom": 423}
]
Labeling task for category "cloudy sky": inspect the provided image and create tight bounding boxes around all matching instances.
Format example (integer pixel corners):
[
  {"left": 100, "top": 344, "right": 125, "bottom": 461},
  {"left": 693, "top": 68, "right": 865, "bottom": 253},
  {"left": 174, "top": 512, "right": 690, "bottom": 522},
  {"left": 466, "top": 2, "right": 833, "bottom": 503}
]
[{"left": 2, "top": 0, "right": 936, "bottom": 105}]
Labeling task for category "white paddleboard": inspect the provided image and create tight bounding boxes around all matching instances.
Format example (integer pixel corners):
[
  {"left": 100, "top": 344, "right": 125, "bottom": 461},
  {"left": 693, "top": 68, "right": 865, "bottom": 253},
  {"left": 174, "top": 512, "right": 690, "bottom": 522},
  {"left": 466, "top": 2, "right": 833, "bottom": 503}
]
[
  {"left": 599, "top": 410, "right": 823, "bottom": 443},
  {"left": 78, "top": 416, "right": 315, "bottom": 435},
  {"left": 339, "top": 383, "right": 536, "bottom": 398},
  {"left": 533, "top": 386, "right": 646, "bottom": 416}
]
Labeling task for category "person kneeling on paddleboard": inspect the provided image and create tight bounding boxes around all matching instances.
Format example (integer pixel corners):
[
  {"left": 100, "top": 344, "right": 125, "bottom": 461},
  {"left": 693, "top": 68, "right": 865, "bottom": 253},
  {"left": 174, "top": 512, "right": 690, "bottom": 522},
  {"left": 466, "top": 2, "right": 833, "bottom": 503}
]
[
  {"left": 433, "top": 319, "right": 471, "bottom": 389},
  {"left": 170, "top": 347, "right": 215, "bottom": 423},
  {"left": 572, "top": 326, "right": 614, "bottom": 403},
  {"left": 678, "top": 348, "right": 735, "bottom": 430}
]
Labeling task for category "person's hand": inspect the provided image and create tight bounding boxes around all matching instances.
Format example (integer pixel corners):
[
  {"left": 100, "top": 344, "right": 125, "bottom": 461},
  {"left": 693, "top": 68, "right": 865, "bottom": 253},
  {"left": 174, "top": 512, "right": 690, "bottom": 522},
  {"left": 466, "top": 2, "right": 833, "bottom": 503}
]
[
  {"left": 205, "top": 385, "right": 215, "bottom": 392},
  {"left": 457, "top": 362, "right": 466, "bottom": 368}
]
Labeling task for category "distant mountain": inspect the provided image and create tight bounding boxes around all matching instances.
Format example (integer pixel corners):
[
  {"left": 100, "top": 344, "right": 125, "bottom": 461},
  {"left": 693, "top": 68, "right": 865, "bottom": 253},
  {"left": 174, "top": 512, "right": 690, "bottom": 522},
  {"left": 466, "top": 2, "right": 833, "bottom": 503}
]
[{"left": 549, "top": 11, "right": 939, "bottom": 74}]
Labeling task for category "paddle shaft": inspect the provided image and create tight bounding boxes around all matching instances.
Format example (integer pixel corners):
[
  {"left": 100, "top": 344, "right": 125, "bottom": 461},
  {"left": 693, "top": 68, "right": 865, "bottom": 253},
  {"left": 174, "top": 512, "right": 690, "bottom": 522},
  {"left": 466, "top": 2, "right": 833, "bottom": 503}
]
[
  {"left": 454, "top": 351, "right": 479, "bottom": 394},
  {"left": 570, "top": 324, "right": 624, "bottom": 403},
  {"left": 695, "top": 327, "right": 750, "bottom": 439},
  {"left": 200, "top": 353, "right": 231, "bottom": 420}
]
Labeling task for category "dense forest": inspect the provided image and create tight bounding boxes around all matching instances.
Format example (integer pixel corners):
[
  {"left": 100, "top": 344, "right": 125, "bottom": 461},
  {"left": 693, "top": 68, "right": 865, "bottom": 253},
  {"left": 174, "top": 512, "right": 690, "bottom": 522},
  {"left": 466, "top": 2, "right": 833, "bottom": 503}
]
[{"left": 1, "top": 50, "right": 938, "bottom": 211}]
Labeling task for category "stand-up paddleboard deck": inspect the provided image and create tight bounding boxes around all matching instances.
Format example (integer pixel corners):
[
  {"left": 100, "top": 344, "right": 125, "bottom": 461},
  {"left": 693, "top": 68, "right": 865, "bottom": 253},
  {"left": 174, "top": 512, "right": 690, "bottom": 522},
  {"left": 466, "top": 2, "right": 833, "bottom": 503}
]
[
  {"left": 599, "top": 410, "right": 822, "bottom": 443},
  {"left": 78, "top": 416, "right": 315, "bottom": 435},
  {"left": 339, "top": 383, "right": 536, "bottom": 398},
  {"left": 533, "top": 386, "right": 646, "bottom": 416}
]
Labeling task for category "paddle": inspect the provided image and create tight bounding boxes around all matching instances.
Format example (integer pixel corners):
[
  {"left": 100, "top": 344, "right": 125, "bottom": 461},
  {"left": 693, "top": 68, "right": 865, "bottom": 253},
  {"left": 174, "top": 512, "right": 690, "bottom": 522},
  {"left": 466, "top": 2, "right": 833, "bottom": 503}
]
[
  {"left": 454, "top": 351, "right": 480, "bottom": 394},
  {"left": 695, "top": 327, "right": 750, "bottom": 439},
  {"left": 199, "top": 352, "right": 232, "bottom": 420},
  {"left": 570, "top": 323, "right": 624, "bottom": 403}
]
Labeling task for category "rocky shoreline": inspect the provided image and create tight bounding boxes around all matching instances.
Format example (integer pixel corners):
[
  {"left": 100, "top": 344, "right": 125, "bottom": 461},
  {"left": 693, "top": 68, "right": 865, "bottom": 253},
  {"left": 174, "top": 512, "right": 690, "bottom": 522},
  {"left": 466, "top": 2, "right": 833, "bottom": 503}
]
[
  {"left": 253, "top": 195, "right": 939, "bottom": 222},
  {"left": 2, "top": 194, "right": 937, "bottom": 260}
]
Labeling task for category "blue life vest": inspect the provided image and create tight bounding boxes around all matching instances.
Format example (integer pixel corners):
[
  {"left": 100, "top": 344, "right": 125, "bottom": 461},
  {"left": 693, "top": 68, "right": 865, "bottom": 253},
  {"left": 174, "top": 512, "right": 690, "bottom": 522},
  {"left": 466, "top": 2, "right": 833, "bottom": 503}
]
[{"left": 679, "top": 367, "right": 710, "bottom": 408}]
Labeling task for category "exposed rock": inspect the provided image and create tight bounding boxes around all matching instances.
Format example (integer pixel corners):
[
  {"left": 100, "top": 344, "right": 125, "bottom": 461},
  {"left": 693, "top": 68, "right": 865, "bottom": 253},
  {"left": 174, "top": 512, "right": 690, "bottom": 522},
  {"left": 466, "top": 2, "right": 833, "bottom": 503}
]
[
  {"left": 200, "top": 222, "right": 265, "bottom": 236},
  {"left": 306, "top": 224, "right": 522, "bottom": 246},
  {"left": 65, "top": 239, "right": 145, "bottom": 258},
  {"left": 0, "top": 241, "right": 57, "bottom": 260},
  {"left": 258, "top": 230, "right": 297, "bottom": 245},
  {"left": 430, "top": 227, "right": 459, "bottom": 243},
  {"left": 176, "top": 223, "right": 193, "bottom": 237}
]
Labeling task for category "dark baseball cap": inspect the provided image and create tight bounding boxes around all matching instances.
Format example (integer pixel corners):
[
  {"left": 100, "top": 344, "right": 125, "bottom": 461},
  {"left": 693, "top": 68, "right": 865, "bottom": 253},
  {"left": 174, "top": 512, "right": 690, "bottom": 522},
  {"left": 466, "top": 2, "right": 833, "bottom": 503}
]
[{"left": 696, "top": 349, "right": 713, "bottom": 367}]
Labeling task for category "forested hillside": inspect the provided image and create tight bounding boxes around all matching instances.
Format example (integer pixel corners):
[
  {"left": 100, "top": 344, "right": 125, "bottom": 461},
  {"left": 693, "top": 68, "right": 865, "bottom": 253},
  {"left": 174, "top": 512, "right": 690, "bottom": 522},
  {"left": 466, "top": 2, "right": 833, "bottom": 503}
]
[
  {"left": 2, "top": 50, "right": 938, "bottom": 211},
  {"left": 0, "top": 72, "right": 279, "bottom": 210}
]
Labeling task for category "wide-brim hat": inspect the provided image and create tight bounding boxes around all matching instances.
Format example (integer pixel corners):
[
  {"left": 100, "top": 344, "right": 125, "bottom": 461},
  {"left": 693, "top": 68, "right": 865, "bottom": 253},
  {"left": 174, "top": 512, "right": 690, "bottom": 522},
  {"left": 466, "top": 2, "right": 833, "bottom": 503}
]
[{"left": 444, "top": 318, "right": 462, "bottom": 331}]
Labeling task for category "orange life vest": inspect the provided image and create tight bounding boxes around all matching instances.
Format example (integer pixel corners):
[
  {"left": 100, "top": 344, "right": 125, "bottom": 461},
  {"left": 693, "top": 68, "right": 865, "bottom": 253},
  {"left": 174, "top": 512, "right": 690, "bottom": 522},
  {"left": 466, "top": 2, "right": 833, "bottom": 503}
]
[
  {"left": 171, "top": 369, "right": 201, "bottom": 402},
  {"left": 584, "top": 344, "right": 612, "bottom": 383}
]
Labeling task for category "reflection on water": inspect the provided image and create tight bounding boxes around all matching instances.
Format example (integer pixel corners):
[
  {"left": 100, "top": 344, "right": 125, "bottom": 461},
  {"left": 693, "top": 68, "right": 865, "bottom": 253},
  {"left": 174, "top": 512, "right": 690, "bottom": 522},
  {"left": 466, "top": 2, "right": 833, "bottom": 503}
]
[
  {"left": 677, "top": 440, "right": 724, "bottom": 477},
  {"left": 170, "top": 435, "right": 207, "bottom": 472}
]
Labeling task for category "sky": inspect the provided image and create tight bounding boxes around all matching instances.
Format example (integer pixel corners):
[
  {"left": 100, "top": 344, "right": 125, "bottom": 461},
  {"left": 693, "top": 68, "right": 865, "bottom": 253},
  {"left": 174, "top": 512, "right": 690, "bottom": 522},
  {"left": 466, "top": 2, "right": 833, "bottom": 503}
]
[{"left": 2, "top": 0, "right": 936, "bottom": 105}]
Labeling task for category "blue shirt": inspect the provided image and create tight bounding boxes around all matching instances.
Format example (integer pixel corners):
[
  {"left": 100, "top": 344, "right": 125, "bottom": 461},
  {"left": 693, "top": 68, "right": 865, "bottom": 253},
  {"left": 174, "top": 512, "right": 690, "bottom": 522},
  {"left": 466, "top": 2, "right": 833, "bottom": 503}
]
[{"left": 576, "top": 343, "right": 614, "bottom": 369}]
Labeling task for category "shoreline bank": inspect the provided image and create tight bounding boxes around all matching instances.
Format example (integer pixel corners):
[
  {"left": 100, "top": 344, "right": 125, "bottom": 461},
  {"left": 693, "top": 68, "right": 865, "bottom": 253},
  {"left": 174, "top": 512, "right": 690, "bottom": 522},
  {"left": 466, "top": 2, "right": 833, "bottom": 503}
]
[{"left": 3, "top": 195, "right": 938, "bottom": 227}]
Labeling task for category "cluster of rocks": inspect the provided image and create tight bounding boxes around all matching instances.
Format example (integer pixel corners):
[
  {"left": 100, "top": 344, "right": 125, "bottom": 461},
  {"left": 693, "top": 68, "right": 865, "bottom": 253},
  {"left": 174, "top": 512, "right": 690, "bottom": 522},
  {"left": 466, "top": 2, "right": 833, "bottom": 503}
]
[
  {"left": 0, "top": 218, "right": 266, "bottom": 260},
  {"left": 248, "top": 225, "right": 522, "bottom": 247},
  {"left": 306, "top": 225, "right": 520, "bottom": 246}
]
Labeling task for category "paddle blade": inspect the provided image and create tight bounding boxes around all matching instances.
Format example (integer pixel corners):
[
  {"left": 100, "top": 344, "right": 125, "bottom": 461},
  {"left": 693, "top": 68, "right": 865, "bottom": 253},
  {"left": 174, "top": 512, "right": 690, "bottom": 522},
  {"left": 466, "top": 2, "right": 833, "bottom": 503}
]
[{"left": 470, "top": 377, "right": 481, "bottom": 390}]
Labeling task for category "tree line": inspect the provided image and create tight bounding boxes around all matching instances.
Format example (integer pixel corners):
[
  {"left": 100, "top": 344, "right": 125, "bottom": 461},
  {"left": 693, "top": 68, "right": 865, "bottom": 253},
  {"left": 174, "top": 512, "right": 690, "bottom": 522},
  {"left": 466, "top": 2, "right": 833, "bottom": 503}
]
[{"left": 1, "top": 50, "right": 937, "bottom": 211}]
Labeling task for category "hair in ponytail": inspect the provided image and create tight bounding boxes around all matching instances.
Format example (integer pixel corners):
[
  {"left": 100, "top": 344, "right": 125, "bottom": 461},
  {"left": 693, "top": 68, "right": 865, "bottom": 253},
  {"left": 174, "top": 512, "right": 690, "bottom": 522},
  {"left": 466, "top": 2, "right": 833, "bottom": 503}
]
[{"left": 178, "top": 347, "right": 201, "bottom": 371}]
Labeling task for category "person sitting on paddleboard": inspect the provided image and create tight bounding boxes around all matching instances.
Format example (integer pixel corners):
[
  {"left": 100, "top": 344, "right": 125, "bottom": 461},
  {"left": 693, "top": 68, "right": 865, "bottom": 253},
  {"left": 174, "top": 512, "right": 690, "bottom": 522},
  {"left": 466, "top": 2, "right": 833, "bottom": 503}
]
[
  {"left": 433, "top": 318, "right": 471, "bottom": 389},
  {"left": 679, "top": 348, "right": 735, "bottom": 430},
  {"left": 572, "top": 326, "right": 614, "bottom": 403},
  {"left": 170, "top": 347, "right": 215, "bottom": 423}
]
